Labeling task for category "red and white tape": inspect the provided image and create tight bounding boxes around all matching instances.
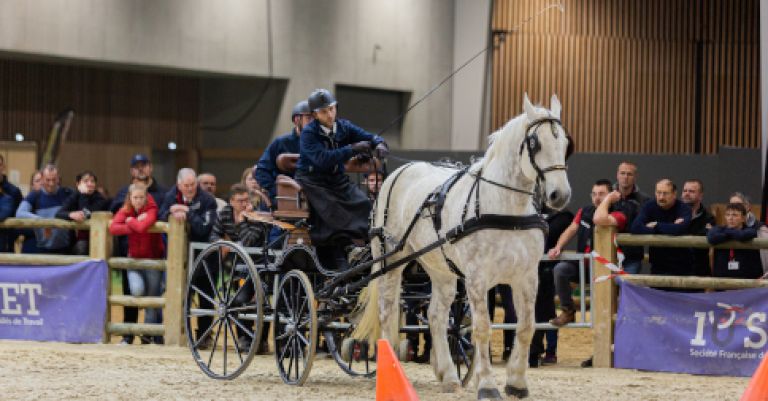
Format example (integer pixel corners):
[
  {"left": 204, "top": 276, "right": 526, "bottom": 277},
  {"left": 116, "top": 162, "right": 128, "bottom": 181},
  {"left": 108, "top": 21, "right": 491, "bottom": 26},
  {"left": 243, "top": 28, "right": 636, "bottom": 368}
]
[{"left": 592, "top": 234, "right": 626, "bottom": 283}]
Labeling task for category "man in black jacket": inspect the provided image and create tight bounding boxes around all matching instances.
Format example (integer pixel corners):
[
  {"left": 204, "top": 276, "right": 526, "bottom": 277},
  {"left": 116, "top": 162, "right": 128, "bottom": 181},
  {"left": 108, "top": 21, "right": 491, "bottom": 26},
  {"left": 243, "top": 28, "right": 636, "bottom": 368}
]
[{"left": 0, "top": 154, "right": 22, "bottom": 252}]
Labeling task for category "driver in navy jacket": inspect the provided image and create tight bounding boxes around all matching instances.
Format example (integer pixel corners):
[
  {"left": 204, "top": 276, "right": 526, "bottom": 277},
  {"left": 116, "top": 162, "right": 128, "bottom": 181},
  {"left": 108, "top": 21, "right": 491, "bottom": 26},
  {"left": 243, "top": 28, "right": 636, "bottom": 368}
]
[{"left": 295, "top": 88, "right": 388, "bottom": 270}]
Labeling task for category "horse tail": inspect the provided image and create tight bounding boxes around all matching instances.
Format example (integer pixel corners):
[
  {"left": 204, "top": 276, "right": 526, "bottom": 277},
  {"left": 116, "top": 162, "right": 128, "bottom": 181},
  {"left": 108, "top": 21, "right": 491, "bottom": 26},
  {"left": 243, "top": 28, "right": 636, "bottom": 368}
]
[{"left": 349, "top": 269, "right": 381, "bottom": 344}]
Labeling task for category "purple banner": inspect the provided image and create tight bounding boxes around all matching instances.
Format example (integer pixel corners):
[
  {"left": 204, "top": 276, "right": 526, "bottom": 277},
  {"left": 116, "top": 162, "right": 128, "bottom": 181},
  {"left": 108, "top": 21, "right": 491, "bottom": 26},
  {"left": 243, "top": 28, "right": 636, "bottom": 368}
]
[
  {"left": 615, "top": 282, "right": 768, "bottom": 376},
  {"left": 0, "top": 260, "right": 107, "bottom": 343}
]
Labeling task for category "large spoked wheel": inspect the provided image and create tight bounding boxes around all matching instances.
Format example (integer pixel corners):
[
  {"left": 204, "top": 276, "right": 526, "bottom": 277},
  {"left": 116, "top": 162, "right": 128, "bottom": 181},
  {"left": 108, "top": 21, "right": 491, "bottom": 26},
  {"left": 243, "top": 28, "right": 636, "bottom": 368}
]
[
  {"left": 184, "top": 241, "right": 265, "bottom": 380},
  {"left": 326, "top": 323, "right": 377, "bottom": 378},
  {"left": 274, "top": 270, "right": 317, "bottom": 385},
  {"left": 448, "top": 297, "right": 475, "bottom": 387}
]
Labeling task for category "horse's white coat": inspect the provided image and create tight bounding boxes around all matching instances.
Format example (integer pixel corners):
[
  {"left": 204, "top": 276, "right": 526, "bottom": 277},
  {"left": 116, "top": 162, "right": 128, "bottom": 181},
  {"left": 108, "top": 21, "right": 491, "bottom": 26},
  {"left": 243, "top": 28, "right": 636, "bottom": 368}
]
[{"left": 356, "top": 94, "right": 571, "bottom": 399}]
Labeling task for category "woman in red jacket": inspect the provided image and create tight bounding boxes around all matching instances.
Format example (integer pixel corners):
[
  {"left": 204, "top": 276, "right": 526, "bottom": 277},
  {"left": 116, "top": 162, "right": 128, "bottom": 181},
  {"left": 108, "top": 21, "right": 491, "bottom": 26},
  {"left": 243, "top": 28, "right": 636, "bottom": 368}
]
[{"left": 109, "top": 184, "right": 165, "bottom": 344}]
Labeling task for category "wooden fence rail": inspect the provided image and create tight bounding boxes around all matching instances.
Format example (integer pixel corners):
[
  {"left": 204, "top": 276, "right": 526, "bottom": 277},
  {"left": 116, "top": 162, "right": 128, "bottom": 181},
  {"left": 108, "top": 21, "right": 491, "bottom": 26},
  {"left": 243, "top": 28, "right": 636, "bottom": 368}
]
[
  {"left": 0, "top": 212, "right": 187, "bottom": 346},
  {"left": 593, "top": 225, "right": 768, "bottom": 368}
]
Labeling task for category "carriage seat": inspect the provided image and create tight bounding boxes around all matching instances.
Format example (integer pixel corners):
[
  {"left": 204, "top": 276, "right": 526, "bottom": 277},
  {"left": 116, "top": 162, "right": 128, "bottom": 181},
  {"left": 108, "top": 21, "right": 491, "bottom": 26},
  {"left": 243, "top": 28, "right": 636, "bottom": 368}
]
[{"left": 274, "top": 174, "right": 309, "bottom": 219}]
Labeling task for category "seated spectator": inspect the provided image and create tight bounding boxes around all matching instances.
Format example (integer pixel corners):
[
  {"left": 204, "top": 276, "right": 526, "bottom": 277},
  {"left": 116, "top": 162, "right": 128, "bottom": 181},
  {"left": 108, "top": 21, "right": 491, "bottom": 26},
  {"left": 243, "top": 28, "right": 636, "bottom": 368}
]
[
  {"left": 707, "top": 203, "right": 762, "bottom": 279},
  {"left": 210, "top": 184, "right": 263, "bottom": 246},
  {"left": 198, "top": 172, "right": 227, "bottom": 211},
  {"left": 681, "top": 179, "right": 715, "bottom": 276},
  {"left": 56, "top": 170, "right": 109, "bottom": 255},
  {"left": 109, "top": 184, "right": 165, "bottom": 344},
  {"left": 16, "top": 165, "right": 73, "bottom": 254},
  {"left": 630, "top": 179, "right": 693, "bottom": 276},
  {"left": 550, "top": 179, "right": 617, "bottom": 327},
  {"left": 210, "top": 184, "right": 268, "bottom": 352},
  {"left": 241, "top": 167, "right": 270, "bottom": 211}
]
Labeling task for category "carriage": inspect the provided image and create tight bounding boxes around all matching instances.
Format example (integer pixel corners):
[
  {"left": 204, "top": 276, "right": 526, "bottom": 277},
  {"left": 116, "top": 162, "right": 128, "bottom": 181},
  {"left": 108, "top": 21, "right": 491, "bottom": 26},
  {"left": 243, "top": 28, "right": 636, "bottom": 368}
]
[
  {"left": 185, "top": 94, "right": 572, "bottom": 400},
  {"left": 183, "top": 154, "right": 475, "bottom": 386}
]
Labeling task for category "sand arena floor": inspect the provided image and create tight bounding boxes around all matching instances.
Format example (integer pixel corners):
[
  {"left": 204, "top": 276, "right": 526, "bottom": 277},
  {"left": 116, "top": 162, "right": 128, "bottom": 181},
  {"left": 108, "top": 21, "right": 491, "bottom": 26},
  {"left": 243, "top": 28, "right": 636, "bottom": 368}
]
[{"left": 0, "top": 323, "right": 750, "bottom": 401}]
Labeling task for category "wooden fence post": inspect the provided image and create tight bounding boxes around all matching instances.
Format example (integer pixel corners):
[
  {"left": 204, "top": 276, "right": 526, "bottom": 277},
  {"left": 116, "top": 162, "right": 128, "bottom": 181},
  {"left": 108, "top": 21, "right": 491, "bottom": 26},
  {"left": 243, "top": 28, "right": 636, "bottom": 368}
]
[
  {"left": 593, "top": 224, "right": 617, "bottom": 368},
  {"left": 164, "top": 217, "right": 188, "bottom": 346},
  {"left": 89, "top": 211, "right": 113, "bottom": 344}
]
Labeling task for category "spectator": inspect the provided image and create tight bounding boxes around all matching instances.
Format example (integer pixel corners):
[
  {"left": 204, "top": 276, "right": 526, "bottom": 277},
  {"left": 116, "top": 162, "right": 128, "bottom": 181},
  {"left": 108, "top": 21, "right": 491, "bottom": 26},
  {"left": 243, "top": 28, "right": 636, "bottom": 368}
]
[
  {"left": 630, "top": 179, "right": 693, "bottom": 277},
  {"left": 109, "top": 184, "right": 165, "bottom": 344},
  {"left": 682, "top": 179, "right": 715, "bottom": 276},
  {"left": 364, "top": 171, "right": 385, "bottom": 201},
  {"left": 0, "top": 185, "right": 14, "bottom": 252},
  {"left": 707, "top": 203, "right": 762, "bottom": 279},
  {"left": 16, "top": 165, "right": 73, "bottom": 254},
  {"left": 0, "top": 154, "right": 22, "bottom": 212},
  {"left": 210, "top": 184, "right": 267, "bottom": 352},
  {"left": 197, "top": 172, "right": 227, "bottom": 211},
  {"left": 612, "top": 161, "right": 648, "bottom": 273},
  {"left": 19, "top": 170, "right": 43, "bottom": 253},
  {"left": 728, "top": 192, "right": 760, "bottom": 229},
  {"left": 241, "top": 167, "right": 270, "bottom": 211},
  {"left": 110, "top": 153, "right": 167, "bottom": 346},
  {"left": 255, "top": 100, "right": 313, "bottom": 205},
  {"left": 56, "top": 170, "right": 109, "bottom": 255},
  {"left": 29, "top": 170, "right": 42, "bottom": 192},
  {"left": 209, "top": 184, "right": 263, "bottom": 246},
  {"left": 160, "top": 168, "right": 218, "bottom": 347},
  {"left": 549, "top": 179, "right": 617, "bottom": 327},
  {"left": 0, "top": 155, "right": 23, "bottom": 252}
]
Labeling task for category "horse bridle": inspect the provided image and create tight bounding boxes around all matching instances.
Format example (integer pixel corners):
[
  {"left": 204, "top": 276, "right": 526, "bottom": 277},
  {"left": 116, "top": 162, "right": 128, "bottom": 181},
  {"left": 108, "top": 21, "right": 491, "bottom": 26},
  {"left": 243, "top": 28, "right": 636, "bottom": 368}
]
[{"left": 518, "top": 116, "right": 573, "bottom": 182}]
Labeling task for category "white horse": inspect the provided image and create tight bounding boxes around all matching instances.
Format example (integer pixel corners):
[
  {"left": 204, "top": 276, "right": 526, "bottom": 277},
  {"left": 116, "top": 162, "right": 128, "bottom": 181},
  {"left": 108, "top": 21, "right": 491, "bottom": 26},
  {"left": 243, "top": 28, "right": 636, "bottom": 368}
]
[{"left": 353, "top": 94, "right": 571, "bottom": 400}]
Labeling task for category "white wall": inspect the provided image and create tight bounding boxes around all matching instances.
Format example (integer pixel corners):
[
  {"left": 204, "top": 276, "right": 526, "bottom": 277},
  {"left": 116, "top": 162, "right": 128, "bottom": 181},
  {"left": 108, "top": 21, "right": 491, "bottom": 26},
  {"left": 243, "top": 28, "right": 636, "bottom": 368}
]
[
  {"left": 0, "top": 0, "right": 456, "bottom": 149},
  {"left": 451, "top": 0, "right": 491, "bottom": 151}
]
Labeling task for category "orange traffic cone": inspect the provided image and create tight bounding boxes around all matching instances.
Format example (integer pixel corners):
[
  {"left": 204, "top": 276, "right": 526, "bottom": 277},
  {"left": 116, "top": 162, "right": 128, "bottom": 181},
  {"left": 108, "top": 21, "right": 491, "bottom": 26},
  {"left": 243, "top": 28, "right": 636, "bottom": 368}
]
[
  {"left": 376, "top": 339, "right": 420, "bottom": 401},
  {"left": 741, "top": 354, "right": 768, "bottom": 400}
]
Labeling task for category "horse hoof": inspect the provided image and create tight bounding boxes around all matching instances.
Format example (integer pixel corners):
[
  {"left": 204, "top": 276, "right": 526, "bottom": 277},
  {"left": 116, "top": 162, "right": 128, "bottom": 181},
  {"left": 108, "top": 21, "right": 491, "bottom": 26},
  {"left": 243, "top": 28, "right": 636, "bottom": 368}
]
[
  {"left": 477, "top": 387, "right": 502, "bottom": 400},
  {"left": 440, "top": 380, "right": 461, "bottom": 393},
  {"left": 504, "top": 385, "right": 529, "bottom": 399}
]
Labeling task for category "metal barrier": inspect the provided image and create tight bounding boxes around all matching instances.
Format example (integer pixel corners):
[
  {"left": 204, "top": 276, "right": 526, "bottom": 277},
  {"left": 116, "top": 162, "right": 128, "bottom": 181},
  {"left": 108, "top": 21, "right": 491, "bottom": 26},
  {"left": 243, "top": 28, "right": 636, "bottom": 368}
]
[{"left": 0, "top": 212, "right": 188, "bottom": 346}]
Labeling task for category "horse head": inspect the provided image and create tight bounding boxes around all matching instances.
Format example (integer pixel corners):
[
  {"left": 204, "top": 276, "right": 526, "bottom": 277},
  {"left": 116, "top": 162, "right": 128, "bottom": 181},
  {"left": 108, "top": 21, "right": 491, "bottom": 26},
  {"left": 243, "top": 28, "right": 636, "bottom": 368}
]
[{"left": 519, "top": 93, "right": 572, "bottom": 210}]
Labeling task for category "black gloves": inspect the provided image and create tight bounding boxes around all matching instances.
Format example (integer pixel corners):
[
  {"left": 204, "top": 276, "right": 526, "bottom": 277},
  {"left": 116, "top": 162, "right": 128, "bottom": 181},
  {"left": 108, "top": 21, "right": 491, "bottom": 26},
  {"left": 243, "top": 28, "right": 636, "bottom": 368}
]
[
  {"left": 350, "top": 141, "right": 372, "bottom": 155},
  {"left": 374, "top": 143, "right": 389, "bottom": 159}
]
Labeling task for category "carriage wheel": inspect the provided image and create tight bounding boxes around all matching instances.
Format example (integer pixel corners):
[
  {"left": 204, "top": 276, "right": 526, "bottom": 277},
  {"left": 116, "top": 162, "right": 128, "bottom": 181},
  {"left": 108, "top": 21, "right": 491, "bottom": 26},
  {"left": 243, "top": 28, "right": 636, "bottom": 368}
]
[
  {"left": 184, "top": 241, "right": 265, "bottom": 380},
  {"left": 448, "top": 297, "right": 475, "bottom": 387},
  {"left": 274, "top": 270, "right": 317, "bottom": 385},
  {"left": 326, "top": 325, "right": 377, "bottom": 378}
]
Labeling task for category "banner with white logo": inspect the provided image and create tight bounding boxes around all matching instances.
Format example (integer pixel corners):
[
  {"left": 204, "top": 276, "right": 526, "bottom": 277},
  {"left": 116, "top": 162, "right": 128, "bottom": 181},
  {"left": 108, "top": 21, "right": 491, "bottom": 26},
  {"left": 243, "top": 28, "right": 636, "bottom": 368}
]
[
  {"left": 615, "top": 282, "right": 768, "bottom": 376},
  {"left": 0, "top": 260, "right": 107, "bottom": 343}
]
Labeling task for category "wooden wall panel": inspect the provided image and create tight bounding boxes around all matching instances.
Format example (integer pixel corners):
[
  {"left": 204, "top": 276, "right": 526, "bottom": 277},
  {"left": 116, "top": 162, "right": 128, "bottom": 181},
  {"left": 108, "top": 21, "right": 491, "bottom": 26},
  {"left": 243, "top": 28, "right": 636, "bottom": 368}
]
[
  {"left": 491, "top": 0, "right": 760, "bottom": 155},
  {"left": 0, "top": 59, "right": 200, "bottom": 151}
]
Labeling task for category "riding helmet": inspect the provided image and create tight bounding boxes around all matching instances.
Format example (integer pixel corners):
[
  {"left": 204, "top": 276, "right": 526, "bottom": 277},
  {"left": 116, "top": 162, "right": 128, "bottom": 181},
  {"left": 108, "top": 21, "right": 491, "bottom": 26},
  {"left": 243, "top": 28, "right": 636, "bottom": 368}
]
[
  {"left": 308, "top": 89, "right": 337, "bottom": 112},
  {"left": 291, "top": 100, "right": 311, "bottom": 121}
]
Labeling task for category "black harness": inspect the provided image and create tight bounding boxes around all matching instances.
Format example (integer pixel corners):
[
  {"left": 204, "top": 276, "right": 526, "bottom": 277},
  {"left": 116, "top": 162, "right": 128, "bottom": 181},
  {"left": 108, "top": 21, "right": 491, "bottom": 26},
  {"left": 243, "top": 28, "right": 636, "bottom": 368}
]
[{"left": 318, "top": 117, "right": 570, "bottom": 298}]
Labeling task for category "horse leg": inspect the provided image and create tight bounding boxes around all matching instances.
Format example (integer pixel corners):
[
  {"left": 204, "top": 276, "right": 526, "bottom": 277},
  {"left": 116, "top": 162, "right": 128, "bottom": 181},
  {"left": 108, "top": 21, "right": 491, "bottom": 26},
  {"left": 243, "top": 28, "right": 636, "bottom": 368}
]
[
  {"left": 504, "top": 278, "right": 537, "bottom": 399},
  {"left": 465, "top": 276, "right": 502, "bottom": 400},
  {"left": 426, "top": 273, "right": 460, "bottom": 392}
]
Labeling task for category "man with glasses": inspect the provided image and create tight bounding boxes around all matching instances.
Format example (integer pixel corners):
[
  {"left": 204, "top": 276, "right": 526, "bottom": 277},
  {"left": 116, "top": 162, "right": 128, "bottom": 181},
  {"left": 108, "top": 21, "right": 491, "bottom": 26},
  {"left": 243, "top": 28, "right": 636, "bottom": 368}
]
[{"left": 255, "top": 100, "right": 315, "bottom": 206}]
